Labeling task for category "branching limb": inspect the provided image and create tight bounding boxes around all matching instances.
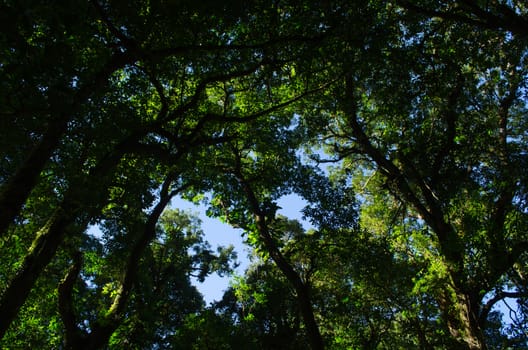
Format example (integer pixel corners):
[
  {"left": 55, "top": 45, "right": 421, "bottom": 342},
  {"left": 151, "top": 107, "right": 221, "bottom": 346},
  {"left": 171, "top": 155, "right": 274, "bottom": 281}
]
[
  {"left": 397, "top": 1, "right": 528, "bottom": 38},
  {"left": 230, "top": 147, "right": 325, "bottom": 350},
  {"left": 479, "top": 290, "right": 528, "bottom": 328}
]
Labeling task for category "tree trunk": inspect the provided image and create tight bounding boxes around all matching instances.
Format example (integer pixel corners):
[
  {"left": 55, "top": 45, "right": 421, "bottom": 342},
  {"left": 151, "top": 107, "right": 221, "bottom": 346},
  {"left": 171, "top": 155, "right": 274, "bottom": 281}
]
[
  {"left": 58, "top": 176, "right": 177, "bottom": 350},
  {"left": 439, "top": 286, "right": 487, "bottom": 350},
  {"left": 293, "top": 279, "right": 325, "bottom": 350},
  {"left": 234, "top": 161, "right": 325, "bottom": 350},
  {"left": 258, "top": 218, "right": 325, "bottom": 350},
  {"left": 0, "top": 143, "right": 125, "bottom": 338},
  {"left": 0, "top": 206, "right": 72, "bottom": 338}
]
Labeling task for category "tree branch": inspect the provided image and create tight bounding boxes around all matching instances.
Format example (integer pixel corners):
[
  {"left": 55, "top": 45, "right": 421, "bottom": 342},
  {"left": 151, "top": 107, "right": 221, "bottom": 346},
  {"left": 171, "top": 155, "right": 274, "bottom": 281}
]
[
  {"left": 342, "top": 75, "right": 465, "bottom": 275},
  {"left": 0, "top": 51, "right": 135, "bottom": 237},
  {"left": 90, "top": 0, "right": 138, "bottom": 51},
  {"left": 230, "top": 148, "right": 325, "bottom": 350},
  {"left": 479, "top": 290, "right": 528, "bottom": 328},
  {"left": 58, "top": 251, "right": 84, "bottom": 349},
  {"left": 82, "top": 173, "right": 188, "bottom": 349},
  {"left": 397, "top": 1, "right": 528, "bottom": 38}
]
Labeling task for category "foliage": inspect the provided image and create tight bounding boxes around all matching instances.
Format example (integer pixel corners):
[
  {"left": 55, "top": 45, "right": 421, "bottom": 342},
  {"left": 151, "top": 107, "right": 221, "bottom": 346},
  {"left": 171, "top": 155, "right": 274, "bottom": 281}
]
[{"left": 1, "top": 1, "right": 527, "bottom": 349}]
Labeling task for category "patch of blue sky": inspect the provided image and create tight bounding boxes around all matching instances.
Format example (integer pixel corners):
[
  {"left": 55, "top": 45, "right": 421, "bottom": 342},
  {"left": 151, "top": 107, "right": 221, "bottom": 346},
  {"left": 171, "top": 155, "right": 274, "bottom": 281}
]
[{"left": 171, "top": 192, "right": 310, "bottom": 305}]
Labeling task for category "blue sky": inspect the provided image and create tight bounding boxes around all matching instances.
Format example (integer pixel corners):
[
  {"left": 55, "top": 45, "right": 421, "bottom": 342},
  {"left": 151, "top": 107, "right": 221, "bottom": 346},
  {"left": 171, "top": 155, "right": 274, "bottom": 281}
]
[
  {"left": 87, "top": 192, "right": 311, "bottom": 304},
  {"left": 171, "top": 193, "right": 311, "bottom": 304}
]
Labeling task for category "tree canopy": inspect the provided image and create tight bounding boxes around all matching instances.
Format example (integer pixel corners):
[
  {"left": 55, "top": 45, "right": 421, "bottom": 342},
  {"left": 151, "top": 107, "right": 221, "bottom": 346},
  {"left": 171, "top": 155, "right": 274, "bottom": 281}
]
[{"left": 1, "top": 1, "right": 527, "bottom": 349}]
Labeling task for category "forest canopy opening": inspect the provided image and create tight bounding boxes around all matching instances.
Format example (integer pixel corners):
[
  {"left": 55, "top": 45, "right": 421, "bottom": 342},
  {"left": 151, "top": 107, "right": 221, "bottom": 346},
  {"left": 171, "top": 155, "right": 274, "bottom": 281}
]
[{"left": 1, "top": 1, "right": 527, "bottom": 349}]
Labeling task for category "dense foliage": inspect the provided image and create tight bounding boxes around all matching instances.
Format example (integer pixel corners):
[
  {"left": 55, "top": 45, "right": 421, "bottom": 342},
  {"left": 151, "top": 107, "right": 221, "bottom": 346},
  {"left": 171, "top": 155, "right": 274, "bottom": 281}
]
[{"left": 1, "top": 1, "right": 527, "bottom": 349}]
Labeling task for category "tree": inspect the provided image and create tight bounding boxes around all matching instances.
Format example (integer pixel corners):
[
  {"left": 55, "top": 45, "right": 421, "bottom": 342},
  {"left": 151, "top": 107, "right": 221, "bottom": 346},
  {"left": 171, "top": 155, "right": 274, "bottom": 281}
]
[
  {"left": 216, "top": 259, "right": 309, "bottom": 350},
  {"left": 0, "top": 0, "right": 329, "bottom": 342},
  {"left": 307, "top": 1, "right": 528, "bottom": 348},
  {"left": 185, "top": 126, "right": 327, "bottom": 349},
  {"left": 187, "top": 110, "right": 361, "bottom": 349},
  {"left": 2, "top": 1, "right": 527, "bottom": 348}
]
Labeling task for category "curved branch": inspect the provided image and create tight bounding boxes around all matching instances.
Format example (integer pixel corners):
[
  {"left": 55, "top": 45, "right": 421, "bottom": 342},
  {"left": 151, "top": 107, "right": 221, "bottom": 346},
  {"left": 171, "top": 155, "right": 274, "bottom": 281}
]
[
  {"left": 0, "top": 133, "right": 134, "bottom": 338},
  {"left": 81, "top": 174, "right": 185, "bottom": 350},
  {"left": 90, "top": 0, "right": 138, "bottom": 51},
  {"left": 147, "top": 33, "right": 329, "bottom": 60},
  {"left": 343, "top": 76, "right": 464, "bottom": 269},
  {"left": 197, "top": 78, "right": 338, "bottom": 127},
  {"left": 231, "top": 149, "right": 325, "bottom": 350},
  {"left": 479, "top": 290, "right": 528, "bottom": 328},
  {"left": 397, "top": 1, "right": 528, "bottom": 38},
  {"left": 0, "top": 205, "right": 74, "bottom": 338}
]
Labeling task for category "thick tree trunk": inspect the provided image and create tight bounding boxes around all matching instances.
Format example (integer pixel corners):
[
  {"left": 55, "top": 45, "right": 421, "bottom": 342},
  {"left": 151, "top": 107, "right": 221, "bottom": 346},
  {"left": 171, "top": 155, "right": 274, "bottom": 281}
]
[
  {"left": 292, "top": 278, "right": 325, "bottom": 350},
  {"left": 0, "top": 143, "right": 125, "bottom": 338},
  {"left": 58, "top": 252, "right": 85, "bottom": 349},
  {"left": 0, "top": 206, "right": 73, "bottom": 338},
  {"left": 439, "top": 286, "right": 487, "bottom": 350}
]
